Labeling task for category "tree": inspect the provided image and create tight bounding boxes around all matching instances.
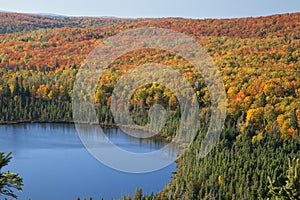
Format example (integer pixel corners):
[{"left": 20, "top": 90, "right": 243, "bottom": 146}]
[
  {"left": 13, "top": 77, "right": 20, "bottom": 97},
  {"left": 264, "top": 158, "right": 300, "bottom": 200},
  {"left": 241, "top": 108, "right": 265, "bottom": 137},
  {"left": 133, "top": 188, "right": 143, "bottom": 200},
  {"left": 0, "top": 152, "right": 23, "bottom": 199},
  {"left": 259, "top": 92, "right": 267, "bottom": 107},
  {"left": 290, "top": 109, "right": 299, "bottom": 134},
  {"left": 54, "top": 58, "right": 59, "bottom": 69}
]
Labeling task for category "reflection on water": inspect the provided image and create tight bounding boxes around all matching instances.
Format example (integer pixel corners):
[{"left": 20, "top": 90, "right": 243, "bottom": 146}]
[
  {"left": 76, "top": 124, "right": 177, "bottom": 173},
  {"left": 0, "top": 123, "right": 176, "bottom": 200},
  {"left": 78, "top": 124, "right": 169, "bottom": 153}
]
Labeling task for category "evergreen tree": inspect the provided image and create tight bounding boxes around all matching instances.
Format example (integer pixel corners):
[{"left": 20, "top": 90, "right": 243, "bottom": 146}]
[
  {"left": 0, "top": 152, "right": 23, "bottom": 199},
  {"left": 265, "top": 158, "right": 300, "bottom": 200},
  {"left": 259, "top": 92, "right": 267, "bottom": 107},
  {"left": 55, "top": 58, "right": 59, "bottom": 69},
  {"left": 290, "top": 109, "right": 299, "bottom": 134},
  {"left": 133, "top": 188, "right": 143, "bottom": 200}
]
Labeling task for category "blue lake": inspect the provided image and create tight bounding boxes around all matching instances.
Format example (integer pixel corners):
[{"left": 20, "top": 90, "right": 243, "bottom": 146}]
[{"left": 0, "top": 124, "right": 176, "bottom": 200}]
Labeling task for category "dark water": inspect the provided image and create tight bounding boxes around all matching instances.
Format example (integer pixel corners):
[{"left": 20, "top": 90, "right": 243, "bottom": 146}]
[{"left": 0, "top": 124, "right": 176, "bottom": 200}]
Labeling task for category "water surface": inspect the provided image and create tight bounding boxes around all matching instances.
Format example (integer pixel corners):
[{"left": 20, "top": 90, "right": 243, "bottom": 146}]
[{"left": 0, "top": 123, "right": 176, "bottom": 200}]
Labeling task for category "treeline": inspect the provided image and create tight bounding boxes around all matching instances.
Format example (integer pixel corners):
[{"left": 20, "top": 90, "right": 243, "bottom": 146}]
[
  {"left": 0, "top": 96, "right": 72, "bottom": 123},
  {"left": 1, "top": 12, "right": 299, "bottom": 38},
  {"left": 0, "top": 12, "right": 141, "bottom": 34}
]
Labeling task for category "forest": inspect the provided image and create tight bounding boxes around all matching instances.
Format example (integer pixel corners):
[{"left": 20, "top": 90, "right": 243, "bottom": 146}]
[{"left": 0, "top": 12, "right": 299, "bottom": 199}]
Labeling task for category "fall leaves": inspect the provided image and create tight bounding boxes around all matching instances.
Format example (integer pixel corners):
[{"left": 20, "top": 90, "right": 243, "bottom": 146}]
[{"left": 0, "top": 12, "right": 299, "bottom": 139}]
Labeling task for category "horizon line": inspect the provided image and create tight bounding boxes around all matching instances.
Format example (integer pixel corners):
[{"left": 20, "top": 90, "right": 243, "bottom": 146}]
[{"left": 1, "top": 9, "right": 299, "bottom": 20}]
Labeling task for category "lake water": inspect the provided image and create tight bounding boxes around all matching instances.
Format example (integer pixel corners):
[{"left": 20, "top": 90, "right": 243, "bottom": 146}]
[{"left": 0, "top": 124, "right": 176, "bottom": 200}]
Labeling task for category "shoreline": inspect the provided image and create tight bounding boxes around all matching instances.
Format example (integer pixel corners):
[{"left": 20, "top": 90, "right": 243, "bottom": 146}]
[{"left": 0, "top": 120, "right": 173, "bottom": 141}]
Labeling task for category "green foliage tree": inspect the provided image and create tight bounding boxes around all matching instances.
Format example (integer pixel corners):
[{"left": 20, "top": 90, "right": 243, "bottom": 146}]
[
  {"left": 264, "top": 158, "right": 300, "bottom": 200},
  {"left": 259, "top": 92, "right": 267, "bottom": 107},
  {"left": 0, "top": 152, "right": 23, "bottom": 199},
  {"left": 133, "top": 188, "right": 143, "bottom": 200},
  {"left": 291, "top": 109, "right": 299, "bottom": 134}
]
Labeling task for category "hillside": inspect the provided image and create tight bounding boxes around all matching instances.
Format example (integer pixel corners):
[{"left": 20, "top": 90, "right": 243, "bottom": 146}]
[
  {"left": 0, "top": 12, "right": 143, "bottom": 34},
  {"left": 0, "top": 12, "right": 299, "bottom": 199}
]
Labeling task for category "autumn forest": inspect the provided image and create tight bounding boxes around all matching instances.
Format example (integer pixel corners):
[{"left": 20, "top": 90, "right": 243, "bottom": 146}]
[{"left": 0, "top": 12, "right": 299, "bottom": 199}]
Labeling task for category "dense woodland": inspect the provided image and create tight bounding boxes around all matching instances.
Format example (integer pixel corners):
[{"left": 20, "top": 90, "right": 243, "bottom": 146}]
[{"left": 0, "top": 12, "right": 299, "bottom": 199}]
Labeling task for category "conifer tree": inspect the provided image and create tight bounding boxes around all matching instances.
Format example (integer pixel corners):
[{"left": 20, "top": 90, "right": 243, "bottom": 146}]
[{"left": 0, "top": 152, "right": 23, "bottom": 199}]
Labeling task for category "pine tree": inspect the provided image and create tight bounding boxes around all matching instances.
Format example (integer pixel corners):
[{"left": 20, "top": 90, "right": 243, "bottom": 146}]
[
  {"left": 259, "top": 92, "right": 267, "bottom": 107},
  {"left": 55, "top": 58, "right": 59, "bottom": 69},
  {"left": 290, "top": 109, "right": 299, "bottom": 134},
  {"left": 133, "top": 188, "right": 143, "bottom": 200},
  {"left": 0, "top": 152, "right": 23, "bottom": 198},
  {"left": 265, "top": 158, "right": 300, "bottom": 200}
]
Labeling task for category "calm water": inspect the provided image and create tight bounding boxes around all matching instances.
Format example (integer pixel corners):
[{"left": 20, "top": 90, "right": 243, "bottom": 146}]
[{"left": 0, "top": 124, "right": 176, "bottom": 200}]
